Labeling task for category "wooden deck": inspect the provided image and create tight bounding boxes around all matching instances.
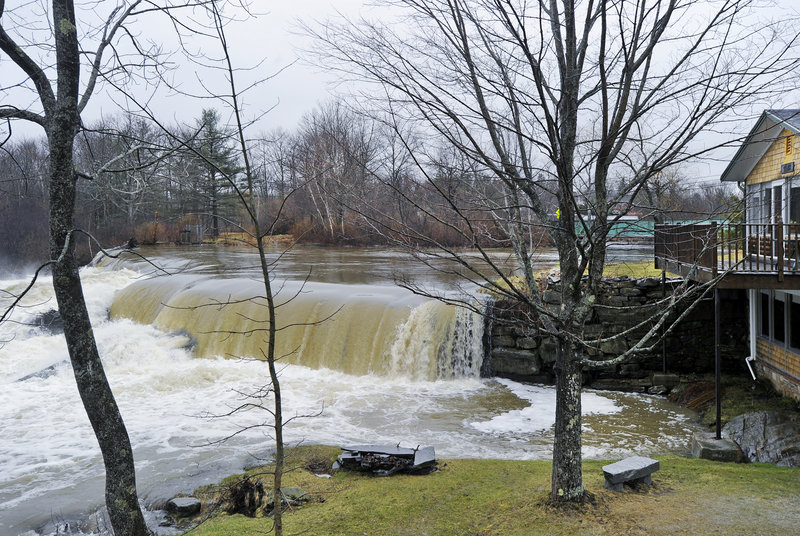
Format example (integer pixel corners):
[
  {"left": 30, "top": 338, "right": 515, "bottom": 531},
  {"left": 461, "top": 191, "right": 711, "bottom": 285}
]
[{"left": 654, "top": 223, "right": 800, "bottom": 289}]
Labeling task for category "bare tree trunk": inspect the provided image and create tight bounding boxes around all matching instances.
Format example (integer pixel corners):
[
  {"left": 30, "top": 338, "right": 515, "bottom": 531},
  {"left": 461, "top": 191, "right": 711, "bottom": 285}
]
[
  {"left": 211, "top": 170, "right": 220, "bottom": 238},
  {"left": 550, "top": 339, "right": 584, "bottom": 502},
  {"left": 306, "top": 0, "right": 800, "bottom": 506},
  {"left": 41, "top": 2, "right": 150, "bottom": 533},
  {"left": 256, "top": 236, "right": 284, "bottom": 534},
  {"left": 48, "top": 124, "right": 149, "bottom": 536},
  {"left": 207, "top": 8, "right": 287, "bottom": 530}
]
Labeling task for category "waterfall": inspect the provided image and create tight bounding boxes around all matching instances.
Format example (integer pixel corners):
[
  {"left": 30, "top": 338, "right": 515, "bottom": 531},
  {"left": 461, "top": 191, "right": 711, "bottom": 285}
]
[{"left": 110, "top": 275, "right": 485, "bottom": 380}]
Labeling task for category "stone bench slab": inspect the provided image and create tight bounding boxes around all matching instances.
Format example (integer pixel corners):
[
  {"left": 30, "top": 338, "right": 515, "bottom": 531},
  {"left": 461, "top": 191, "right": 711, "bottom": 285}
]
[{"left": 602, "top": 456, "right": 659, "bottom": 491}]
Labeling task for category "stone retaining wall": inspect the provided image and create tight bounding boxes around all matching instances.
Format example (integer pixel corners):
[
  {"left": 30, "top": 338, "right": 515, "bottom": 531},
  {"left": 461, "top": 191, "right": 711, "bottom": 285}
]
[{"left": 487, "top": 277, "right": 749, "bottom": 393}]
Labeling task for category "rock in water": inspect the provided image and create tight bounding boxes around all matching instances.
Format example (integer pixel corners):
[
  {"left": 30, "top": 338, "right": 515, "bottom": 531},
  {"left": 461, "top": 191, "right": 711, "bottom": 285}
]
[
  {"left": 722, "top": 410, "right": 800, "bottom": 466},
  {"left": 35, "top": 309, "right": 63, "bottom": 334},
  {"left": 15, "top": 361, "right": 68, "bottom": 382},
  {"left": 166, "top": 497, "right": 202, "bottom": 517}
]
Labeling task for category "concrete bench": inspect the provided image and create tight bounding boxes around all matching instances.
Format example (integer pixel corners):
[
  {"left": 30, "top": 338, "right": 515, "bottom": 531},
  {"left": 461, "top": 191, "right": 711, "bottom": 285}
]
[{"left": 602, "top": 456, "right": 659, "bottom": 491}]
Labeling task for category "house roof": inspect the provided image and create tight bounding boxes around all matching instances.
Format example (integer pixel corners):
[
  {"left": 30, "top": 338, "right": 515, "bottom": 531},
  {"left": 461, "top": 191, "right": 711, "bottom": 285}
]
[{"left": 720, "top": 109, "right": 800, "bottom": 182}]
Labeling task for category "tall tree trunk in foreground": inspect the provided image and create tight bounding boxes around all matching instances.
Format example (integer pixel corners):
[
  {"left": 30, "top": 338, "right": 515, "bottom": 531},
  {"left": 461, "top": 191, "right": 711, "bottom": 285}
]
[
  {"left": 0, "top": 1, "right": 151, "bottom": 533},
  {"left": 48, "top": 124, "right": 149, "bottom": 536},
  {"left": 551, "top": 340, "right": 584, "bottom": 501},
  {"left": 310, "top": 0, "right": 800, "bottom": 503}
]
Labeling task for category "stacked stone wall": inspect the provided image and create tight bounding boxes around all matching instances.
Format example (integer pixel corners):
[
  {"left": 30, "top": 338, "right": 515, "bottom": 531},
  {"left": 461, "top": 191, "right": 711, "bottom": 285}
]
[{"left": 487, "top": 277, "right": 749, "bottom": 392}]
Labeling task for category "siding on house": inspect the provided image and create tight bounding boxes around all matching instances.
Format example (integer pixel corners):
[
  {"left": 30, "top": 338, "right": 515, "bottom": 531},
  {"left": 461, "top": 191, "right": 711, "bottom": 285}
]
[
  {"left": 755, "top": 337, "right": 800, "bottom": 401},
  {"left": 746, "top": 123, "right": 800, "bottom": 401},
  {"left": 756, "top": 337, "right": 800, "bottom": 380},
  {"left": 747, "top": 128, "right": 797, "bottom": 186}
]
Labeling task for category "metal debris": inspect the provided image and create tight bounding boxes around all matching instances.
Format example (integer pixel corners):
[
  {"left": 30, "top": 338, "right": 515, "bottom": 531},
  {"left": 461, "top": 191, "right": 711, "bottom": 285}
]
[{"left": 335, "top": 444, "right": 437, "bottom": 476}]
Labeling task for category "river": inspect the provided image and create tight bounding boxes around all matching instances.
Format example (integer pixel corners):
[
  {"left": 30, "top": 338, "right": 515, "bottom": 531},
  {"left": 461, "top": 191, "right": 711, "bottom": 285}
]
[{"left": 0, "top": 244, "right": 699, "bottom": 535}]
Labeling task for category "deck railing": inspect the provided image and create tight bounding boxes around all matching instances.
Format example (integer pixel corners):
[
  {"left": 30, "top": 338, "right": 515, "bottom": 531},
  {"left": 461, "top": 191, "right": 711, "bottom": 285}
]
[{"left": 654, "top": 222, "right": 800, "bottom": 278}]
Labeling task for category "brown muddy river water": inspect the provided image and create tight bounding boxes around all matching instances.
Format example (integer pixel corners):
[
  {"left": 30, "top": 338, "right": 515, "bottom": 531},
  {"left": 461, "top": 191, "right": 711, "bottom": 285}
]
[{"left": 0, "top": 244, "right": 699, "bottom": 535}]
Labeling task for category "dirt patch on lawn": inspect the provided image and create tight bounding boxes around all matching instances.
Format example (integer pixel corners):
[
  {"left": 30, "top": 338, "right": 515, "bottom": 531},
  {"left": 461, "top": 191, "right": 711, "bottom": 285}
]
[{"left": 578, "top": 477, "right": 800, "bottom": 535}]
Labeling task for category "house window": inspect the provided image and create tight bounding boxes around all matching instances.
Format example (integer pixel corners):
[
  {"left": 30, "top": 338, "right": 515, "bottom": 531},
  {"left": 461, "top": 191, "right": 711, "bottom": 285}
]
[
  {"left": 791, "top": 295, "right": 800, "bottom": 350},
  {"left": 751, "top": 183, "right": 768, "bottom": 224},
  {"left": 766, "top": 187, "right": 772, "bottom": 223},
  {"left": 791, "top": 186, "right": 800, "bottom": 225},
  {"left": 775, "top": 185, "right": 783, "bottom": 223},
  {"left": 748, "top": 190, "right": 758, "bottom": 223},
  {"left": 761, "top": 291, "right": 771, "bottom": 337},
  {"left": 774, "top": 293, "right": 786, "bottom": 343},
  {"left": 761, "top": 291, "right": 800, "bottom": 351}
]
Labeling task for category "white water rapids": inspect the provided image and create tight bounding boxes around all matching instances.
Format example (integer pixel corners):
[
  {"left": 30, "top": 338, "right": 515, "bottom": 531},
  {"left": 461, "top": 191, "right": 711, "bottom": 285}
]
[{"left": 0, "top": 249, "right": 700, "bottom": 535}]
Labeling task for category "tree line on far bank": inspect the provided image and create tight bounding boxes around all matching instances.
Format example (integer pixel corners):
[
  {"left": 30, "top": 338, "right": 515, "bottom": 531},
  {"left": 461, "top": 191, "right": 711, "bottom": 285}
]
[{"left": 0, "top": 100, "right": 735, "bottom": 271}]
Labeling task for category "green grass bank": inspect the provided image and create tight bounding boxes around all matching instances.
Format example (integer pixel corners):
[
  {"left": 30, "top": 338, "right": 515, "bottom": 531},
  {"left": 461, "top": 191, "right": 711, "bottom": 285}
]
[
  {"left": 183, "top": 446, "right": 800, "bottom": 536},
  {"left": 182, "top": 263, "right": 797, "bottom": 535}
]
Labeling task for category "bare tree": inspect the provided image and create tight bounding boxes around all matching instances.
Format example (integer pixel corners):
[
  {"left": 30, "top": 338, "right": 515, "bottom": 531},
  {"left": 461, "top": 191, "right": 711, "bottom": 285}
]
[
  {"left": 616, "top": 167, "right": 685, "bottom": 224},
  {"left": 0, "top": 1, "right": 205, "bottom": 533},
  {"left": 293, "top": 100, "right": 378, "bottom": 241},
  {"left": 132, "top": 5, "right": 302, "bottom": 533},
  {"left": 310, "top": 0, "right": 800, "bottom": 503},
  {"left": 76, "top": 115, "right": 174, "bottom": 231},
  {"left": 0, "top": 139, "right": 50, "bottom": 269},
  {"left": 207, "top": 16, "right": 289, "bottom": 529},
  {"left": 255, "top": 128, "right": 294, "bottom": 202}
]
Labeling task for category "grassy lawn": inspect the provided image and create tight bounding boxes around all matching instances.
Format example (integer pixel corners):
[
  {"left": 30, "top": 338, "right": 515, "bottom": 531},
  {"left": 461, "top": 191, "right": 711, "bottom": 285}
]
[
  {"left": 181, "top": 261, "right": 791, "bottom": 536},
  {"left": 601, "top": 260, "right": 677, "bottom": 278},
  {"left": 184, "top": 446, "right": 800, "bottom": 536}
]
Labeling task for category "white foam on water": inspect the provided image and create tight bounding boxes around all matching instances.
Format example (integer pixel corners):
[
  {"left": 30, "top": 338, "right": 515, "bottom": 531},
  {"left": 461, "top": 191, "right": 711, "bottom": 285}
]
[
  {"left": 0, "top": 267, "right": 141, "bottom": 349},
  {"left": 470, "top": 377, "right": 621, "bottom": 436},
  {"left": 0, "top": 264, "right": 700, "bottom": 535},
  {"left": 0, "top": 276, "right": 495, "bottom": 534}
]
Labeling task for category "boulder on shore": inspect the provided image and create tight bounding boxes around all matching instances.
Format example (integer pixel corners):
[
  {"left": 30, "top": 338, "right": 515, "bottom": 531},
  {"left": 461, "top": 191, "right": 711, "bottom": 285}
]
[
  {"left": 690, "top": 432, "right": 745, "bottom": 463},
  {"left": 722, "top": 410, "right": 800, "bottom": 467},
  {"left": 166, "top": 496, "right": 202, "bottom": 517},
  {"left": 34, "top": 309, "right": 63, "bottom": 334}
]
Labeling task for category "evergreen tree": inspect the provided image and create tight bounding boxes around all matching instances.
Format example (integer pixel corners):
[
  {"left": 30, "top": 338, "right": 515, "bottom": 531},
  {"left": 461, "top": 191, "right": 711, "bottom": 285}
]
[{"left": 195, "top": 109, "right": 241, "bottom": 237}]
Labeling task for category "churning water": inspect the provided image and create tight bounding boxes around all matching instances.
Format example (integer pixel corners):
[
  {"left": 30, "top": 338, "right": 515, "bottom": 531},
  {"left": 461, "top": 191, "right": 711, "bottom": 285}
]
[{"left": 0, "top": 246, "right": 698, "bottom": 535}]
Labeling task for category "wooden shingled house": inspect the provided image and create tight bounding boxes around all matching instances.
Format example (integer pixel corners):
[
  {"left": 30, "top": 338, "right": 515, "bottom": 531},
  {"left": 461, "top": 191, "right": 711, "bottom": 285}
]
[{"left": 655, "top": 110, "right": 800, "bottom": 429}]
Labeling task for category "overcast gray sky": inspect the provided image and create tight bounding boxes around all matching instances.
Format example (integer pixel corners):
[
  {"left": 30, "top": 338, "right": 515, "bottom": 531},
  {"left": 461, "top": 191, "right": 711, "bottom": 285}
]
[
  {"left": 0, "top": 1, "right": 371, "bottom": 138},
  {"left": 121, "top": 0, "right": 372, "bottom": 133},
  {"left": 1, "top": 0, "right": 799, "bottom": 187}
]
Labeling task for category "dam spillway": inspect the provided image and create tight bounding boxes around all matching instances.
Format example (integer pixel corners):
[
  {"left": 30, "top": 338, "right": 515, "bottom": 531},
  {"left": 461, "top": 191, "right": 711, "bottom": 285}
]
[{"left": 110, "top": 275, "right": 486, "bottom": 380}]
